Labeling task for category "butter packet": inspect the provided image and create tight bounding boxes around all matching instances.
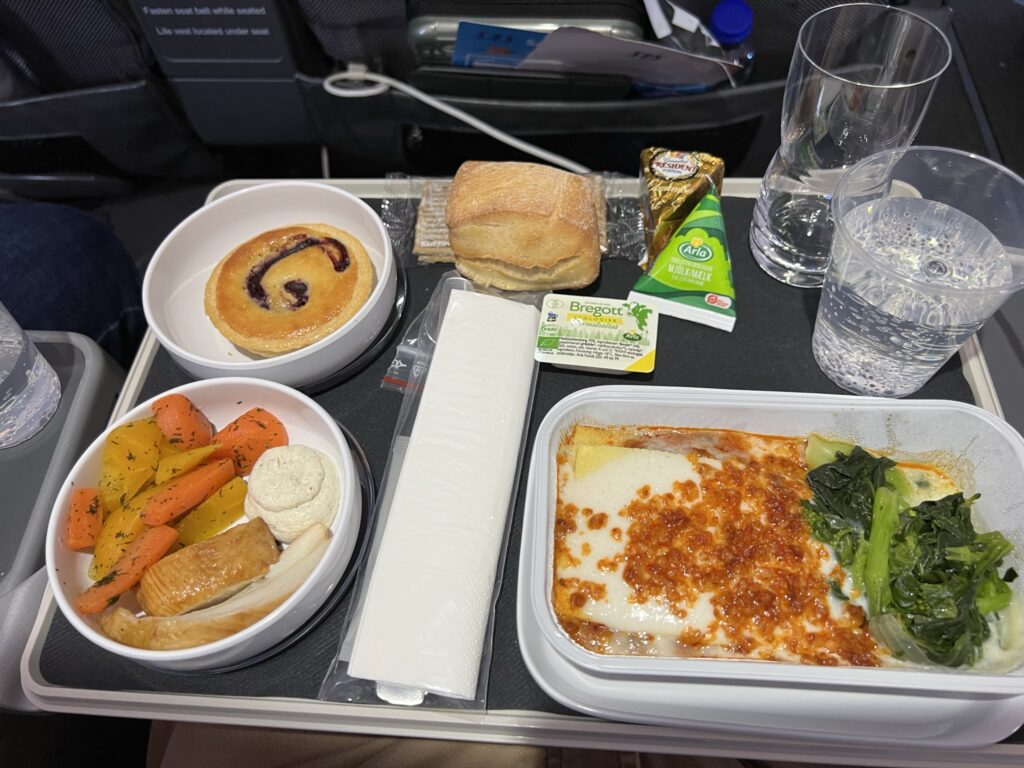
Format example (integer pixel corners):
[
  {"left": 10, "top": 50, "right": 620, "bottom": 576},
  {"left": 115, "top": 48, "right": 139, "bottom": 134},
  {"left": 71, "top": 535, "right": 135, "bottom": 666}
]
[
  {"left": 629, "top": 189, "right": 736, "bottom": 332},
  {"left": 535, "top": 294, "right": 657, "bottom": 374}
]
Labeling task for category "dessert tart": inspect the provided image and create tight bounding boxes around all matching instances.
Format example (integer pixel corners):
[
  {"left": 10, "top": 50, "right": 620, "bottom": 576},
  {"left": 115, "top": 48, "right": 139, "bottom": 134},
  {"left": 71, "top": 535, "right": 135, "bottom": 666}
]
[{"left": 204, "top": 224, "right": 374, "bottom": 355}]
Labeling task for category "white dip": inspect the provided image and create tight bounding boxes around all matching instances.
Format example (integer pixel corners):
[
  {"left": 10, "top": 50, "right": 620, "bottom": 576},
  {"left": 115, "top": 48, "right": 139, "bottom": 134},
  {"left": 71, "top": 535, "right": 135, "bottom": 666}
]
[{"left": 245, "top": 445, "right": 339, "bottom": 543}]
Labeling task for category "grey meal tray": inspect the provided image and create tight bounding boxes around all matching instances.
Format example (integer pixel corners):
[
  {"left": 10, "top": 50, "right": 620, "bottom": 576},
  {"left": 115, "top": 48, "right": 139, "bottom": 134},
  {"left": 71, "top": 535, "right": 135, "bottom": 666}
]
[{"left": 20, "top": 181, "right": 1024, "bottom": 767}]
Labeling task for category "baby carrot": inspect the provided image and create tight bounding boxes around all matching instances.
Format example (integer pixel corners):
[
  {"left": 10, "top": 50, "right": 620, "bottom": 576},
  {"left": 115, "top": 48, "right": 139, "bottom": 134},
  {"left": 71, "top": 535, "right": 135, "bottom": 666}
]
[
  {"left": 64, "top": 488, "right": 104, "bottom": 551},
  {"left": 140, "top": 458, "right": 235, "bottom": 526},
  {"left": 209, "top": 407, "right": 288, "bottom": 476},
  {"left": 73, "top": 525, "right": 178, "bottom": 615},
  {"left": 152, "top": 393, "right": 215, "bottom": 451}
]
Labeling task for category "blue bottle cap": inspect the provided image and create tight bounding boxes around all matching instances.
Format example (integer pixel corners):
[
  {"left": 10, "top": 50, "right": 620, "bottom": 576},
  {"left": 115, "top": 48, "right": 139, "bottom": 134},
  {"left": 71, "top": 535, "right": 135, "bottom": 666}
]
[{"left": 709, "top": 0, "right": 753, "bottom": 46}]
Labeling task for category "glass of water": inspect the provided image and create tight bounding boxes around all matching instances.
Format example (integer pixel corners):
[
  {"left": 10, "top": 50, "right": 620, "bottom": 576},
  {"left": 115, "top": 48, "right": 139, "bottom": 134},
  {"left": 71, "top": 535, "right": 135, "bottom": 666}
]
[
  {"left": 813, "top": 147, "right": 1024, "bottom": 397},
  {"left": 750, "top": 3, "right": 951, "bottom": 288},
  {"left": 0, "top": 301, "right": 61, "bottom": 448}
]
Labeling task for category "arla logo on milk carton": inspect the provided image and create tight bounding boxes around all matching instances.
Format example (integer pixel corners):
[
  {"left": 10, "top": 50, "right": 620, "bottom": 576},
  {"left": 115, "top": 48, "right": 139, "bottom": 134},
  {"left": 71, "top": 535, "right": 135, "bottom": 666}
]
[{"left": 679, "top": 236, "right": 714, "bottom": 262}]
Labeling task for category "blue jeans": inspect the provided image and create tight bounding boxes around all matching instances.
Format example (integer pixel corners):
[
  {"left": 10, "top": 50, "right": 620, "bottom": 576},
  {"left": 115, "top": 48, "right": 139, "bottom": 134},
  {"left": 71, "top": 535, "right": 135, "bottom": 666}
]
[{"left": 0, "top": 202, "right": 145, "bottom": 368}]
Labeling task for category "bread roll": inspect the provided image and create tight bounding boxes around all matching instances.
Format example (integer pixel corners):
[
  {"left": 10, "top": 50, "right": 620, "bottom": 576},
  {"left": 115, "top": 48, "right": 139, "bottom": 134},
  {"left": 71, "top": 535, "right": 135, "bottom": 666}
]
[{"left": 445, "top": 161, "right": 600, "bottom": 291}]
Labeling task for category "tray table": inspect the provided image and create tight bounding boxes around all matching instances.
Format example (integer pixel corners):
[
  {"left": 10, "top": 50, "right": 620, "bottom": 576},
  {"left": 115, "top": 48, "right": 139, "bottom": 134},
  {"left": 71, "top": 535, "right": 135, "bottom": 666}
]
[
  {"left": 1, "top": 332, "right": 124, "bottom": 711},
  {"left": 20, "top": 179, "right": 1023, "bottom": 766}
]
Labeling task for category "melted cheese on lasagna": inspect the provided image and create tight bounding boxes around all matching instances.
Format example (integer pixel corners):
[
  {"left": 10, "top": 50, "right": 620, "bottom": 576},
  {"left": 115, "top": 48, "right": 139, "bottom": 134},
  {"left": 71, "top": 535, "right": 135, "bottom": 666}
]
[{"left": 553, "top": 425, "right": 885, "bottom": 666}]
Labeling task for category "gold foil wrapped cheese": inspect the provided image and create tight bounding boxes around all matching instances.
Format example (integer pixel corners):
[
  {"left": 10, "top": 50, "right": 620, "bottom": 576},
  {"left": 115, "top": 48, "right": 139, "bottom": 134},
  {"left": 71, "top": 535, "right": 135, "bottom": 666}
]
[{"left": 640, "top": 148, "right": 725, "bottom": 265}]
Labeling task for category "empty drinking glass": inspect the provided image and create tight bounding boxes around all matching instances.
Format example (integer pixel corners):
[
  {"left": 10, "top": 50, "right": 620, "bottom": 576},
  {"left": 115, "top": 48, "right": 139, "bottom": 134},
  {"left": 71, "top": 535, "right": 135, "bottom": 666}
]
[{"left": 749, "top": 3, "right": 951, "bottom": 287}]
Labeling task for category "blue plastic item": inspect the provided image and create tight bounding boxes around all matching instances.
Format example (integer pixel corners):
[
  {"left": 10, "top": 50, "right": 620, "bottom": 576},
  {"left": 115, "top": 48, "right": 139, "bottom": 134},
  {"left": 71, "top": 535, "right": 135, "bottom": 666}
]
[
  {"left": 633, "top": 0, "right": 755, "bottom": 95},
  {"left": 709, "top": 0, "right": 754, "bottom": 84},
  {"left": 709, "top": 0, "right": 753, "bottom": 46}
]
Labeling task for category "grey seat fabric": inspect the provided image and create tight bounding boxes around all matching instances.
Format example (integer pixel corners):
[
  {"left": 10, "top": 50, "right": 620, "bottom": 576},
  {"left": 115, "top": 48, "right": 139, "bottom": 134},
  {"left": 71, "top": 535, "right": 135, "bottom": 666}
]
[
  {"left": 0, "top": 0, "right": 216, "bottom": 197},
  {"left": 294, "top": 0, "right": 414, "bottom": 74},
  {"left": 0, "top": 0, "right": 152, "bottom": 96}
]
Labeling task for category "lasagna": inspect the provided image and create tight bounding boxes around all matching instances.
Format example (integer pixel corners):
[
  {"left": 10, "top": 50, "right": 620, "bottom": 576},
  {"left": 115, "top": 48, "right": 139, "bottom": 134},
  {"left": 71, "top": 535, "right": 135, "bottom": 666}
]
[{"left": 553, "top": 424, "right": 885, "bottom": 666}]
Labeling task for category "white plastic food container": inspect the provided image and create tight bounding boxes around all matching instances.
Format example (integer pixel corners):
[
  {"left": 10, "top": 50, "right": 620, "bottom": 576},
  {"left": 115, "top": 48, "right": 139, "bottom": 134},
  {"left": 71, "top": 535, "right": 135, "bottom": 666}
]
[
  {"left": 46, "top": 377, "right": 361, "bottom": 672},
  {"left": 142, "top": 181, "right": 397, "bottom": 388},
  {"left": 522, "top": 386, "right": 1024, "bottom": 696}
]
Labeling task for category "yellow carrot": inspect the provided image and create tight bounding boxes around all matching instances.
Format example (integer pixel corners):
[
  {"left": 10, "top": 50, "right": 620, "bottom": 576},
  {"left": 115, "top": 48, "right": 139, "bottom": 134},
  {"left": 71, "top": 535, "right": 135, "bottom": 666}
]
[
  {"left": 155, "top": 443, "right": 220, "bottom": 485},
  {"left": 98, "top": 417, "right": 162, "bottom": 513},
  {"left": 89, "top": 484, "right": 158, "bottom": 580},
  {"left": 175, "top": 476, "right": 247, "bottom": 547}
]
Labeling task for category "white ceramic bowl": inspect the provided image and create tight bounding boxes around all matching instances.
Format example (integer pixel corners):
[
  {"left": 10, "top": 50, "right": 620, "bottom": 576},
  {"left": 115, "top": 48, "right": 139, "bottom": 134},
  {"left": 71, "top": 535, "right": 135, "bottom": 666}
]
[
  {"left": 46, "top": 377, "right": 361, "bottom": 671},
  {"left": 142, "top": 182, "right": 397, "bottom": 388}
]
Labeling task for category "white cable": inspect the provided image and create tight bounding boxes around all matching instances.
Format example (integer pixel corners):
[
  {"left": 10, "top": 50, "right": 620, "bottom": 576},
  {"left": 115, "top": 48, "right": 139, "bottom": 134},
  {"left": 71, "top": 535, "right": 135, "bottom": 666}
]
[
  {"left": 323, "top": 65, "right": 592, "bottom": 175},
  {"left": 320, "top": 144, "right": 331, "bottom": 179}
]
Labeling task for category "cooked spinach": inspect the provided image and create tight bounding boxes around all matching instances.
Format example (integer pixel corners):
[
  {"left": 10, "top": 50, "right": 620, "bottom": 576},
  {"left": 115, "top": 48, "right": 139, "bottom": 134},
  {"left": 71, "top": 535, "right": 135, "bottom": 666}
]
[
  {"left": 802, "top": 446, "right": 895, "bottom": 567},
  {"left": 864, "top": 487, "right": 900, "bottom": 615},
  {"left": 888, "top": 493, "right": 1016, "bottom": 666},
  {"left": 802, "top": 445, "right": 1017, "bottom": 667}
]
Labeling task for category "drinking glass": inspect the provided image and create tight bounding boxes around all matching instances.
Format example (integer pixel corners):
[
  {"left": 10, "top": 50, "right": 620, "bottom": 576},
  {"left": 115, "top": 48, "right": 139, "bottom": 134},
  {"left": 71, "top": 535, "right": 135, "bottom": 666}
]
[
  {"left": 0, "top": 301, "right": 61, "bottom": 448},
  {"left": 813, "top": 146, "right": 1024, "bottom": 397},
  {"left": 749, "top": 4, "right": 951, "bottom": 288}
]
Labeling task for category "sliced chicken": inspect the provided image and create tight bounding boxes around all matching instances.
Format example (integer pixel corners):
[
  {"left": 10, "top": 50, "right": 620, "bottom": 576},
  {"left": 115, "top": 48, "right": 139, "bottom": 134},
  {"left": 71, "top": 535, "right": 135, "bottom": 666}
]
[
  {"left": 137, "top": 517, "right": 280, "bottom": 616},
  {"left": 101, "top": 523, "right": 330, "bottom": 650}
]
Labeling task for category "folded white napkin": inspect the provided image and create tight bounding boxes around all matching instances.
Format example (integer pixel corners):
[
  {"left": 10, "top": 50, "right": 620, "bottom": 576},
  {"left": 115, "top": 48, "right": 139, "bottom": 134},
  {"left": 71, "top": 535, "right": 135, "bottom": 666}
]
[{"left": 348, "top": 290, "right": 539, "bottom": 700}]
